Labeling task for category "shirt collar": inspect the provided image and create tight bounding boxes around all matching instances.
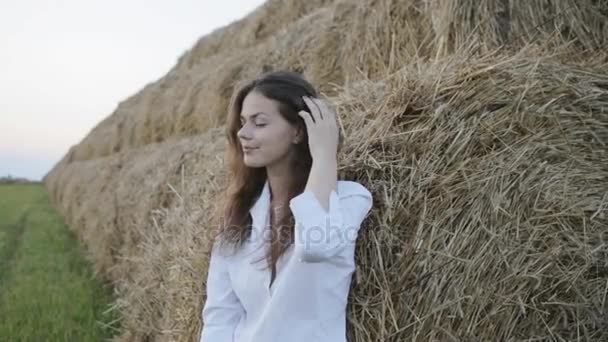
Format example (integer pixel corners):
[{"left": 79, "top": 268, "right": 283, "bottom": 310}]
[{"left": 249, "top": 179, "right": 349, "bottom": 224}]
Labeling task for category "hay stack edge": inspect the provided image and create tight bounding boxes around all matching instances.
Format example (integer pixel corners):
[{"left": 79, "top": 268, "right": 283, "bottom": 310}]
[{"left": 43, "top": 0, "right": 608, "bottom": 340}]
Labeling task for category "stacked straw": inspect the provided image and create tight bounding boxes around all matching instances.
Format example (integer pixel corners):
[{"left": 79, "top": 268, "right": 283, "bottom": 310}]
[{"left": 44, "top": 0, "right": 607, "bottom": 340}]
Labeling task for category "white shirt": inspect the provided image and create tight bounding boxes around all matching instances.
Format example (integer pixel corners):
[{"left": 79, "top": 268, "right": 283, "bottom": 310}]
[{"left": 200, "top": 179, "right": 373, "bottom": 342}]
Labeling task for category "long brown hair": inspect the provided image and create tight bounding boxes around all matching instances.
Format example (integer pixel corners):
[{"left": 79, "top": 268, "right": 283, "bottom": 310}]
[{"left": 214, "top": 70, "right": 341, "bottom": 286}]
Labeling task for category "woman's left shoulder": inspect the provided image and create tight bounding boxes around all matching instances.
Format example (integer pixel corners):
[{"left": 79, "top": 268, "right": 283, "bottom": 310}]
[{"left": 336, "top": 180, "right": 373, "bottom": 199}]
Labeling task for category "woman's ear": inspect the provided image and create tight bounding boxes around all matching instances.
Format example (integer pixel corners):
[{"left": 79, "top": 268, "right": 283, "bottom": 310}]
[{"left": 293, "top": 126, "right": 304, "bottom": 144}]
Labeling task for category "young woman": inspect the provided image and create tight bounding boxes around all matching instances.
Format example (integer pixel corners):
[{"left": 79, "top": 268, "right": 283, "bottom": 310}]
[{"left": 199, "top": 71, "right": 373, "bottom": 342}]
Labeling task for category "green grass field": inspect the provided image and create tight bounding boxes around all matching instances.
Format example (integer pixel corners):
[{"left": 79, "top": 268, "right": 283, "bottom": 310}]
[{"left": 0, "top": 183, "right": 119, "bottom": 341}]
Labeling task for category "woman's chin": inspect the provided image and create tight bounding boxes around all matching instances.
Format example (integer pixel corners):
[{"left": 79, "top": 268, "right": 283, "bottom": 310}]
[{"left": 243, "top": 157, "right": 265, "bottom": 168}]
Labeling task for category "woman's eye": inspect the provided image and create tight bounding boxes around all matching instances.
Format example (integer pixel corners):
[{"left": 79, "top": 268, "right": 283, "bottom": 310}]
[{"left": 240, "top": 120, "right": 266, "bottom": 127}]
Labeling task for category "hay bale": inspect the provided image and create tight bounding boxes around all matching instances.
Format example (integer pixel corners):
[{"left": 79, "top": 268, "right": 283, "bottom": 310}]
[
  {"left": 178, "top": 0, "right": 336, "bottom": 68},
  {"left": 62, "top": 0, "right": 607, "bottom": 163},
  {"left": 334, "top": 51, "right": 608, "bottom": 340},
  {"left": 427, "top": 0, "right": 608, "bottom": 57}
]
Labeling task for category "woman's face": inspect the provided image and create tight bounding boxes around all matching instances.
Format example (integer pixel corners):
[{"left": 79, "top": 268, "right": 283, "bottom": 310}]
[{"left": 237, "top": 91, "right": 300, "bottom": 168}]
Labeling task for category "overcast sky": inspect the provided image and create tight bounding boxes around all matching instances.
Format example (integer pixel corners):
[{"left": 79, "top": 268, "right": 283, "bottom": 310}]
[{"left": 0, "top": 0, "right": 266, "bottom": 181}]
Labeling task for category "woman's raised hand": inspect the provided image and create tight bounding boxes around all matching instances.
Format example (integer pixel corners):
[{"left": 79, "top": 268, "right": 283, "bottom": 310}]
[{"left": 298, "top": 96, "right": 339, "bottom": 163}]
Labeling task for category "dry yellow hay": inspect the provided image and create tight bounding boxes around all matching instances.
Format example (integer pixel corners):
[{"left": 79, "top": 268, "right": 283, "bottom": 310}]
[
  {"left": 43, "top": 0, "right": 608, "bottom": 340},
  {"left": 64, "top": 0, "right": 607, "bottom": 163}
]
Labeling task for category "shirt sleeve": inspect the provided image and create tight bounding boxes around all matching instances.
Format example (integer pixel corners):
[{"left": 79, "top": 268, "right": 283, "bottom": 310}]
[
  {"left": 199, "top": 241, "right": 244, "bottom": 342},
  {"left": 288, "top": 182, "right": 373, "bottom": 263}
]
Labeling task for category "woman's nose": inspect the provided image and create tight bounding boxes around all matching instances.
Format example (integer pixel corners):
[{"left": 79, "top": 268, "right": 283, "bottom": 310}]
[{"left": 237, "top": 123, "right": 251, "bottom": 140}]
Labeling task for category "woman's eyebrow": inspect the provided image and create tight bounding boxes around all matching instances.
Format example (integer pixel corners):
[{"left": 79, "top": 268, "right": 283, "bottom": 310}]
[{"left": 240, "top": 112, "right": 267, "bottom": 120}]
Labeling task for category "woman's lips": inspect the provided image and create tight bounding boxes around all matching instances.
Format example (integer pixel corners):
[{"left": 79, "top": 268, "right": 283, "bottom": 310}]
[{"left": 243, "top": 147, "right": 258, "bottom": 153}]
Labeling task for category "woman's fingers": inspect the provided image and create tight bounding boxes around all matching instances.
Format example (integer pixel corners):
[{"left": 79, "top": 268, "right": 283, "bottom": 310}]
[
  {"left": 306, "top": 96, "right": 337, "bottom": 129},
  {"left": 311, "top": 98, "right": 324, "bottom": 120},
  {"left": 303, "top": 96, "right": 323, "bottom": 122},
  {"left": 311, "top": 97, "right": 335, "bottom": 124},
  {"left": 302, "top": 95, "right": 338, "bottom": 129},
  {"left": 298, "top": 109, "right": 313, "bottom": 127},
  {"left": 300, "top": 97, "right": 315, "bottom": 123}
]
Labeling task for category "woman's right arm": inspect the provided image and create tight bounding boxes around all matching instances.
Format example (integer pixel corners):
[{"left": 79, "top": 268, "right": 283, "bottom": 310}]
[{"left": 199, "top": 241, "right": 244, "bottom": 342}]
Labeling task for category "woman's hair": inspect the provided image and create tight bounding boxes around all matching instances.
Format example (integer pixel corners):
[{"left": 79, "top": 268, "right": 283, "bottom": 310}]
[{"left": 214, "top": 70, "right": 342, "bottom": 286}]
